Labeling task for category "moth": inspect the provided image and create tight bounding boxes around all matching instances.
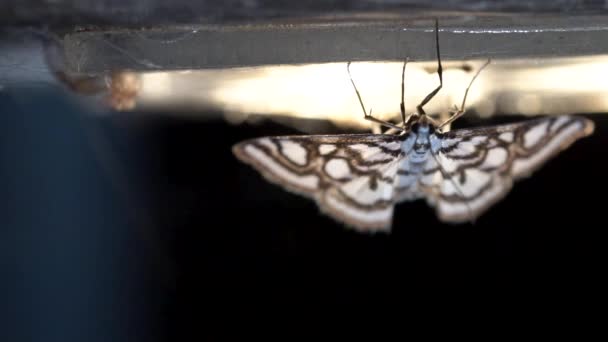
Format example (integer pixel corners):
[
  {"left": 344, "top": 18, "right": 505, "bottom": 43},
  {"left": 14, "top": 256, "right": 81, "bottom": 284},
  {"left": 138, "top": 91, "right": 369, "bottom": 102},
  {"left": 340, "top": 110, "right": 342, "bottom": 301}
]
[{"left": 232, "top": 21, "right": 594, "bottom": 232}]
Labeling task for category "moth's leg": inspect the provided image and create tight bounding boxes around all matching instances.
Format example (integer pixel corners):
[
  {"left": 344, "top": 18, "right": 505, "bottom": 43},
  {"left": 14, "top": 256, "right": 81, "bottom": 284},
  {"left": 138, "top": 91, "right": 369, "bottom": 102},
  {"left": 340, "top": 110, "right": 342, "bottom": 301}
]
[
  {"left": 438, "top": 58, "right": 491, "bottom": 130},
  {"left": 384, "top": 127, "right": 402, "bottom": 135},
  {"left": 400, "top": 58, "right": 409, "bottom": 127},
  {"left": 438, "top": 110, "right": 464, "bottom": 131},
  {"left": 371, "top": 121, "right": 383, "bottom": 134},
  {"left": 347, "top": 62, "right": 406, "bottom": 132},
  {"left": 425, "top": 116, "right": 442, "bottom": 127},
  {"left": 365, "top": 109, "right": 406, "bottom": 131},
  {"left": 416, "top": 19, "right": 443, "bottom": 116}
]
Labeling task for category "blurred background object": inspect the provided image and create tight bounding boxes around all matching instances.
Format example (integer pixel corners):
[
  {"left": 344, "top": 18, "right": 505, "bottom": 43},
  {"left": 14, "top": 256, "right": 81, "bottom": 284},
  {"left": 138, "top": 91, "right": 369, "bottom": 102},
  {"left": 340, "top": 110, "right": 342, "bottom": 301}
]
[
  {"left": 135, "top": 57, "right": 608, "bottom": 129},
  {"left": 1, "top": 0, "right": 608, "bottom": 339}
]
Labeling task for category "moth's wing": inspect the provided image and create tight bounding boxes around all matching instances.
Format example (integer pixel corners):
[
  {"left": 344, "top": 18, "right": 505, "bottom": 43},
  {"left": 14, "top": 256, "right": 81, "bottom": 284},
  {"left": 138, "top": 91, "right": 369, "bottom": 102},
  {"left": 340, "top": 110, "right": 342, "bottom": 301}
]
[
  {"left": 233, "top": 134, "right": 404, "bottom": 232},
  {"left": 419, "top": 151, "right": 515, "bottom": 223},
  {"left": 425, "top": 115, "right": 594, "bottom": 222}
]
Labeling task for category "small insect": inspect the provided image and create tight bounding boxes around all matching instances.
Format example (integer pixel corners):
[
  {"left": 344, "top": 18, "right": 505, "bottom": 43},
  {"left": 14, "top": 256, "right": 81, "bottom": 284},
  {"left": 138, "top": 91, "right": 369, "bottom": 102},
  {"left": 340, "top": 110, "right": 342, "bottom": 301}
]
[{"left": 232, "top": 20, "right": 594, "bottom": 232}]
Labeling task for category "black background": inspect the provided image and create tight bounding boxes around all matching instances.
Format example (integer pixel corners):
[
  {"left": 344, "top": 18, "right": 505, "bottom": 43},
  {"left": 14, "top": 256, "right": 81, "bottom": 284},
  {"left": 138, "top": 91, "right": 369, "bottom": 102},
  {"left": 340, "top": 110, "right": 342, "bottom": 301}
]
[{"left": 1, "top": 88, "right": 605, "bottom": 339}]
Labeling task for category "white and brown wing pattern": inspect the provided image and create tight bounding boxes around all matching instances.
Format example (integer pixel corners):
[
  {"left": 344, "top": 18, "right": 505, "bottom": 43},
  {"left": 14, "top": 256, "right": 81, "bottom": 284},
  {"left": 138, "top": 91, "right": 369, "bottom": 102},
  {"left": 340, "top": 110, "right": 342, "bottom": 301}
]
[
  {"left": 232, "top": 134, "right": 404, "bottom": 232},
  {"left": 423, "top": 115, "right": 594, "bottom": 222}
]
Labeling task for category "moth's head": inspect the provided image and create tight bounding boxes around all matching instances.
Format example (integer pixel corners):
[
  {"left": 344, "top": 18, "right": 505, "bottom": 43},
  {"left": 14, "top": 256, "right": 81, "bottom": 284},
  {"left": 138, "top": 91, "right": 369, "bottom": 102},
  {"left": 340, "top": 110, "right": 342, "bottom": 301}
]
[
  {"left": 406, "top": 113, "right": 421, "bottom": 129},
  {"left": 408, "top": 114, "right": 434, "bottom": 133},
  {"left": 410, "top": 122, "right": 431, "bottom": 135}
]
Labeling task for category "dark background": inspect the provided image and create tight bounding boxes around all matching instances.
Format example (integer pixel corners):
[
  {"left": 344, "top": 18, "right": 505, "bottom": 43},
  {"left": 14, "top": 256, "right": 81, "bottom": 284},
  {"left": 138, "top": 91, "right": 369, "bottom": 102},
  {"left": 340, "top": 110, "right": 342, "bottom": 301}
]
[{"left": 1, "top": 87, "right": 605, "bottom": 340}]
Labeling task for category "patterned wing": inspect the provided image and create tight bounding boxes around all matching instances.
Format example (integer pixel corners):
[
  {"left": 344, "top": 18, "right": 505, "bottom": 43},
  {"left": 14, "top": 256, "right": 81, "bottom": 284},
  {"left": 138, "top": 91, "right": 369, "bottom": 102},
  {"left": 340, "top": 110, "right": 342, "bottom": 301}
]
[
  {"left": 233, "top": 134, "right": 405, "bottom": 232},
  {"left": 421, "top": 115, "right": 594, "bottom": 222}
]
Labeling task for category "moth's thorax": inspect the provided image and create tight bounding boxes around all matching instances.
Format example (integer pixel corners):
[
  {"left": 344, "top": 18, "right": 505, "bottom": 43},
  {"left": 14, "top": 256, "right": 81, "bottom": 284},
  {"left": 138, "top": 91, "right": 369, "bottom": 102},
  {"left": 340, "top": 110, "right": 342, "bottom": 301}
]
[{"left": 401, "top": 123, "right": 443, "bottom": 164}]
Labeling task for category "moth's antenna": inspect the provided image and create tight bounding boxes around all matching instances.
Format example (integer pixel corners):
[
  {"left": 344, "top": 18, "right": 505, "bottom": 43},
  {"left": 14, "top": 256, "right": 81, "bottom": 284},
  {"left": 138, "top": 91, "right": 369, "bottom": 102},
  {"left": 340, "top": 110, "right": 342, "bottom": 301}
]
[
  {"left": 416, "top": 19, "right": 443, "bottom": 116},
  {"left": 347, "top": 62, "right": 369, "bottom": 117},
  {"left": 430, "top": 151, "right": 476, "bottom": 224},
  {"left": 460, "top": 59, "right": 491, "bottom": 112},
  {"left": 438, "top": 58, "right": 491, "bottom": 130},
  {"left": 347, "top": 62, "right": 406, "bottom": 132},
  {"left": 400, "top": 58, "right": 409, "bottom": 127}
]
